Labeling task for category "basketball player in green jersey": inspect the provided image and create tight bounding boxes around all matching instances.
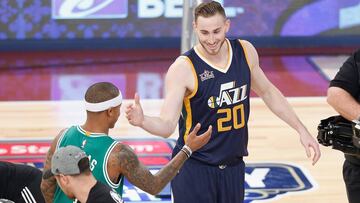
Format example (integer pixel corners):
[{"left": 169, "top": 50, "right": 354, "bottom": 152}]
[{"left": 40, "top": 82, "right": 212, "bottom": 203}]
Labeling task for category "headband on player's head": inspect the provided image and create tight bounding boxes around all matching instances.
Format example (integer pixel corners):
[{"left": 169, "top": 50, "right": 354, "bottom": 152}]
[{"left": 84, "top": 93, "right": 122, "bottom": 112}]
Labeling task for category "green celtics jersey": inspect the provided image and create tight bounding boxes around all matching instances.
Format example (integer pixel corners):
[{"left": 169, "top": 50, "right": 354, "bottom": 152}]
[{"left": 53, "top": 126, "right": 124, "bottom": 203}]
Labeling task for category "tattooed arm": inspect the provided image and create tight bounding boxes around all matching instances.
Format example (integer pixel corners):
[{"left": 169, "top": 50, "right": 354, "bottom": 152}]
[
  {"left": 40, "top": 129, "right": 66, "bottom": 203},
  {"left": 110, "top": 124, "right": 212, "bottom": 195}
]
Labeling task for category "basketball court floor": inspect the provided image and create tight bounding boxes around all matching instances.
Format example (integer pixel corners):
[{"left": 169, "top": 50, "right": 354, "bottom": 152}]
[{"left": 0, "top": 50, "right": 351, "bottom": 202}]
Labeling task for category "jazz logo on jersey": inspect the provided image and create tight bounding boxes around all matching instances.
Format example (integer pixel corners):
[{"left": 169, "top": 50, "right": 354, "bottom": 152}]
[
  {"left": 208, "top": 81, "right": 248, "bottom": 108},
  {"left": 52, "top": 0, "right": 128, "bottom": 19}
]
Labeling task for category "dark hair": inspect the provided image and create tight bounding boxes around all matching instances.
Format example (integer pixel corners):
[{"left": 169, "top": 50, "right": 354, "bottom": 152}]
[
  {"left": 78, "top": 157, "right": 91, "bottom": 175},
  {"left": 85, "top": 82, "right": 119, "bottom": 103},
  {"left": 194, "top": 1, "right": 226, "bottom": 22}
]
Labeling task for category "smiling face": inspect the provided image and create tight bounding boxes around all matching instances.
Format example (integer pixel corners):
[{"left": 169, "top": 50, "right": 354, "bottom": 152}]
[{"left": 194, "top": 13, "right": 230, "bottom": 56}]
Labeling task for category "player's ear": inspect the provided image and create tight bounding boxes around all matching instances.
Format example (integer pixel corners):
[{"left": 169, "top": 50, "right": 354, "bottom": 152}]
[
  {"left": 106, "top": 106, "right": 120, "bottom": 118},
  {"left": 106, "top": 108, "right": 113, "bottom": 117},
  {"left": 58, "top": 174, "right": 69, "bottom": 186},
  {"left": 225, "top": 19, "right": 230, "bottom": 33}
]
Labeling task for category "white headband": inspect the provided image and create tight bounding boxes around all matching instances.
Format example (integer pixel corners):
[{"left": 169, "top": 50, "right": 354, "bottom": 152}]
[{"left": 85, "top": 93, "right": 122, "bottom": 112}]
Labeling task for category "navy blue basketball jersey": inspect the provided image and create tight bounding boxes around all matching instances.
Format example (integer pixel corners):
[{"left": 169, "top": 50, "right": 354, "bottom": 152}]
[{"left": 176, "top": 38, "right": 251, "bottom": 165}]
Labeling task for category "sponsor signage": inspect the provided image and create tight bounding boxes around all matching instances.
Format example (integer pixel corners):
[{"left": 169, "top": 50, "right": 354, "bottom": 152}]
[{"left": 52, "top": 0, "right": 128, "bottom": 19}]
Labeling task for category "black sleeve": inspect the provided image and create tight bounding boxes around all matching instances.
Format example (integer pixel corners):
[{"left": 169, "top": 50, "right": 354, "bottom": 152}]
[
  {"left": 329, "top": 49, "right": 360, "bottom": 98},
  {"left": 0, "top": 162, "right": 45, "bottom": 203},
  {"left": 0, "top": 162, "right": 13, "bottom": 197},
  {"left": 86, "top": 182, "right": 123, "bottom": 203}
]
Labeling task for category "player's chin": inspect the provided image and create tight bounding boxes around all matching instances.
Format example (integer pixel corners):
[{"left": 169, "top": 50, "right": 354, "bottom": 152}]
[
  {"left": 206, "top": 48, "right": 220, "bottom": 55},
  {"left": 109, "top": 122, "right": 116, "bottom": 129},
  {"left": 207, "top": 45, "right": 221, "bottom": 54}
]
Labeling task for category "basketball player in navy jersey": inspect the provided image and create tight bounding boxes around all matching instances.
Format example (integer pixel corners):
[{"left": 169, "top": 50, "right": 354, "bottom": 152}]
[{"left": 126, "top": 1, "right": 321, "bottom": 203}]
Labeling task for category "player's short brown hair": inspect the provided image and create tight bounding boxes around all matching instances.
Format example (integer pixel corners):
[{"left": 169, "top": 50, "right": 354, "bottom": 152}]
[
  {"left": 194, "top": 1, "right": 226, "bottom": 22},
  {"left": 85, "top": 82, "right": 119, "bottom": 103}
]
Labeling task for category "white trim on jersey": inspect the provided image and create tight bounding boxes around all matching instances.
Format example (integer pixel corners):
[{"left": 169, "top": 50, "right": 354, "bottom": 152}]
[
  {"left": 194, "top": 38, "right": 233, "bottom": 73},
  {"left": 77, "top": 125, "right": 107, "bottom": 137},
  {"left": 21, "top": 187, "right": 37, "bottom": 203},
  {"left": 103, "top": 141, "right": 121, "bottom": 188},
  {"left": 56, "top": 128, "right": 69, "bottom": 150}
]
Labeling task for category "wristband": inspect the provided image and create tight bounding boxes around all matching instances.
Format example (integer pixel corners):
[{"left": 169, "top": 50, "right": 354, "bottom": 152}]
[
  {"left": 180, "top": 148, "right": 190, "bottom": 158},
  {"left": 182, "top": 145, "right": 192, "bottom": 157},
  {"left": 182, "top": 145, "right": 192, "bottom": 155}
]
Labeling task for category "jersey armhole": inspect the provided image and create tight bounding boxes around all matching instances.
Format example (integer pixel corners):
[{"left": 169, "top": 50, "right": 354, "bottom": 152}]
[
  {"left": 56, "top": 127, "right": 70, "bottom": 150},
  {"left": 179, "top": 55, "right": 198, "bottom": 99},
  {"left": 238, "top": 39, "right": 253, "bottom": 71},
  {"left": 103, "top": 141, "right": 121, "bottom": 189},
  {"left": 179, "top": 56, "right": 197, "bottom": 143}
]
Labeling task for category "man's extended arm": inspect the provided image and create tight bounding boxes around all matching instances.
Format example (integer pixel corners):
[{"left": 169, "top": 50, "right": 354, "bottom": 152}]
[
  {"left": 241, "top": 40, "right": 321, "bottom": 165},
  {"left": 110, "top": 124, "right": 211, "bottom": 195},
  {"left": 40, "top": 130, "right": 65, "bottom": 203},
  {"left": 126, "top": 57, "right": 195, "bottom": 137}
]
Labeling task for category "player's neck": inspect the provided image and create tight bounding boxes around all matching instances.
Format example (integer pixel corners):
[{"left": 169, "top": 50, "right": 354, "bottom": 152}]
[
  {"left": 82, "top": 120, "right": 109, "bottom": 135},
  {"left": 196, "top": 39, "right": 229, "bottom": 69},
  {"left": 73, "top": 175, "right": 97, "bottom": 203}
]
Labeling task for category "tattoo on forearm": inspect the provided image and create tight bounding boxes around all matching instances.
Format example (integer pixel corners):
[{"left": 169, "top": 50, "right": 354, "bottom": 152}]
[
  {"left": 41, "top": 142, "right": 57, "bottom": 203},
  {"left": 41, "top": 178, "right": 56, "bottom": 203},
  {"left": 115, "top": 144, "right": 188, "bottom": 195}
]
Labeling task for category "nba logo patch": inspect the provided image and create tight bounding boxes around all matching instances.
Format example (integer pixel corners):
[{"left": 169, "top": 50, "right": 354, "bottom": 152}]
[
  {"left": 52, "top": 0, "right": 128, "bottom": 19},
  {"left": 199, "top": 70, "right": 215, "bottom": 82},
  {"left": 81, "top": 139, "right": 87, "bottom": 148}
]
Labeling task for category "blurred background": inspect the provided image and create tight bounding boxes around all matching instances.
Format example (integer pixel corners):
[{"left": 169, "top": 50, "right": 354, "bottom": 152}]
[
  {"left": 0, "top": 0, "right": 359, "bottom": 202},
  {"left": 1, "top": 0, "right": 359, "bottom": 101}
]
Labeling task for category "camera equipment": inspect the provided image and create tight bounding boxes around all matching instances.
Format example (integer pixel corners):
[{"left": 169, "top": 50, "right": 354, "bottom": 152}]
[{"left": 317, "top": 115, "right": 360, "bottom": 155}]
